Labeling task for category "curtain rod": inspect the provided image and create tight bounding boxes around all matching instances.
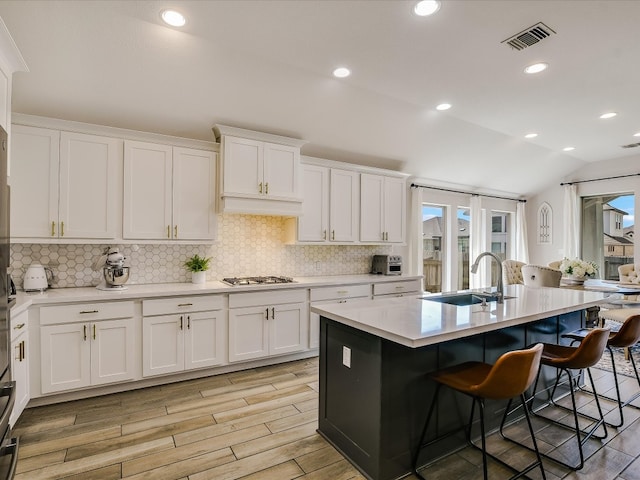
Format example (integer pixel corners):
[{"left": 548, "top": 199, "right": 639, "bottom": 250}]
[
  {"left": 410, "top": 183, "right": 526, "bottom": 203},
  {"left": 560, "top": 172, "right": 640, "bottom": 186}
]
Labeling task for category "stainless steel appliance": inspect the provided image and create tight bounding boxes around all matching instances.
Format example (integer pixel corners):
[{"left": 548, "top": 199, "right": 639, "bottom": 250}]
[
  {"left": 0, "top": 125, "right": 19, "bottom": 478},
  {"left": 92, "top": 247, "right": 130, "bottom": 290},
  {"left": 371, "top": 255, "right": 402, "bottom": 275},
  {"left": 222, "top": 276, "right": 295, "bottom": 286}
]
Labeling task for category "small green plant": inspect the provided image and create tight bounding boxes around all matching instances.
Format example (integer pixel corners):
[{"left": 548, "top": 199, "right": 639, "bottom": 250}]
[{"left": 184, "top": 254, "right": 211, "bottom": 272}]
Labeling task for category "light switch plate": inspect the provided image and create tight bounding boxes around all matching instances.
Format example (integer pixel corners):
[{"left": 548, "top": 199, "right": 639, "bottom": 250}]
[{"left": 342, "top": 346, "right": 351, "bottom": 368}]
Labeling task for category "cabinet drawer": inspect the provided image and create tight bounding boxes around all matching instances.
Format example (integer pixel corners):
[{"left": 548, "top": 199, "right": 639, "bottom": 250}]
[
  {"left": 41, "top": 301, "right": 135, "bottom": 325},
  {"left": 143, "top": 295, "right": 224, "bottom": 316},
  {"left": 373, "top": 279, "right": 422, "bottom": 296},
  {"left": 229, "top": 289, "right": 307, "bottom": 309},
  {"left": 310, "top": 284, "right": 371, "bottom": 302},
  {"left": 10, "top": 310, "right": 28, "bottom": 341}
]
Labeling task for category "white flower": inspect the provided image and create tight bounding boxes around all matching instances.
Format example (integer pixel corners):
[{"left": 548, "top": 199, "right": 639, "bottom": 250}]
[{"left": 559, "top": 257, "right": 598, "bottom": 278}]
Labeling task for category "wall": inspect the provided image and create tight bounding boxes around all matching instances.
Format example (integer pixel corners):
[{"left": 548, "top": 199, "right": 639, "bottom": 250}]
[
  {"left": 527, "top": 153, "right": 640, "bottom": 266},
  {"left": 9, "top": 214, "right": 391, "bottom": 289}
]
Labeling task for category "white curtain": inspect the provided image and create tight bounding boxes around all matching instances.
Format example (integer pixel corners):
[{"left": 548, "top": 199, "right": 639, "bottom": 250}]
[
  {"left": 515, "top": 201, "right": 529, "bottom": 263},
  {"left": 469, "top": 195, "right": 484, "bottom": 288},
  {"left": 408, "top": 187, "right": 424, "bottom": 278},
  {"left": 563, "top": 184, "right": 579, "bottom": 259}
]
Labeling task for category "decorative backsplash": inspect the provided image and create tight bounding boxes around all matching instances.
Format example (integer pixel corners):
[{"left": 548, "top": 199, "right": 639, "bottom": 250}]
[{"left": 9, "top": 215, "right": 391, "bottom": 289}]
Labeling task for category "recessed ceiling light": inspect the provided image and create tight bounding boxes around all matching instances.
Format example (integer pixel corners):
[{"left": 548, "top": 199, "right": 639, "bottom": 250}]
[
  {"left": 333, "top": 67, "right": 351, "bottom": 78},
  {"left": 436, "top": 103, "right": 451, "bottom": 111},
  {"left": 161, "top": 9, "right": 186, "bottom": 27},
  {"left": 524, "top": 133, "right": 538, "bottom": 139},
  {"left": 634, "top": 132, "right": 640, "bottom": 137},
  {"left": 414, "top": 0, "right": 441, "bottom": 16},
  {"left": 563, "top": 146, "right": 575, "bottom": 152},
  {"left": 524, "top": 63, "right": 548, "bottom": 74},
  {"left": 599, "top": 112, "right": 617, "bottom": 119}
]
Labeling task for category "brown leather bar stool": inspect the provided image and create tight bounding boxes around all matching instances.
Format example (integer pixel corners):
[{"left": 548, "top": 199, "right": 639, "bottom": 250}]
[
  {"left": 505, "top": 327, "right": 610, "bottom": 471},
  {"left": 412, "top": 344, "right": 545, "bottom": 480},
  {"left": 562, "top": 314, "right": 640, "bottom": 428}
]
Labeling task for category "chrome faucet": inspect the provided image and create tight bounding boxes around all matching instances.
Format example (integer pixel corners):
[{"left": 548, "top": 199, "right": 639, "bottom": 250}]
[{"left": 470, "top": 252, "right": 504, "bottom": 304}]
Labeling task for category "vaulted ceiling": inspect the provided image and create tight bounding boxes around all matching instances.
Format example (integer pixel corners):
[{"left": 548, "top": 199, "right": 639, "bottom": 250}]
[{"left": 1, "top": 0, "right": 639, "bottom": 197}]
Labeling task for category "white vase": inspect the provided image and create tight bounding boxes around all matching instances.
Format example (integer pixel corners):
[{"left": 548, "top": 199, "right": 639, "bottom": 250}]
[
  {"left": 564, "top": 275, "right": 586, "bottom": 285},
  {"left": 191, "top": 271, "right": 206, "bottom": 284}
]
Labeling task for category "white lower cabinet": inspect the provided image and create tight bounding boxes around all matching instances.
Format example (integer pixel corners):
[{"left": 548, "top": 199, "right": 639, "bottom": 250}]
[
  {"left": 142, "top": 295, "right": 226, "bottom": 377},
  {"left": 309, "top": 284, "right": 372, "bottom": 349},
  {"left": 39, "top": 301, "right": 136, "bottom": 394},
  {"left": 372, "top": 279, "right": 422, "bottom": 298},
  {"left": 10, "top": 309, "right": 29, "bottom": 426},
  {"left": 228, "top": 289, "right": 308, "bottom": 363}
]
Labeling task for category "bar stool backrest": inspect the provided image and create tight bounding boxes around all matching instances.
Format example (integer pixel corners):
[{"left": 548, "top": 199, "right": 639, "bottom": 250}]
[
  {"left": 609, "top": 315, "right": 640, "bottom": 349},
  {"left": 471, "top": 343, "right": 543, "bottom": 400},
  {"left": 565, "top": 327, "right": 610, "bottom": 369}
]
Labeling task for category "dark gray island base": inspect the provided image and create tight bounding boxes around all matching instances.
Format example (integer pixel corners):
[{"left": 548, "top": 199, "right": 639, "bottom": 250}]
[{"left": 318, "top": 310, "right": 585, "bottom": 480}]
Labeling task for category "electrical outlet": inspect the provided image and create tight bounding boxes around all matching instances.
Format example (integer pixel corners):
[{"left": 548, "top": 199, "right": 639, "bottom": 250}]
[{"left": 342, "top": 346, "right": 351, "bottom": 368}]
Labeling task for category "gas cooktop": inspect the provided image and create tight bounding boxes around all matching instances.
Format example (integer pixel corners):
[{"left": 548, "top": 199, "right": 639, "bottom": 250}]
[{"left": 221, "top": 276, "right": 295, "bottom": 286}]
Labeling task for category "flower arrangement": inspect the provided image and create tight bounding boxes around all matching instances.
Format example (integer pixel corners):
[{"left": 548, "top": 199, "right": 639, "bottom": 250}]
[{"left": 559, "top": 257, "right": 598, "bottom": 278}]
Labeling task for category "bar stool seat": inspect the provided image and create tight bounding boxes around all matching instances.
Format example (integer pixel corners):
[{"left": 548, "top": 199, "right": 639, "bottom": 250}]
[
  {"left": 562, "top": 314, "right": 640, "bottom": 428},
  {"left": 413, "top": 344, "right": 546, "bottom": 480},
  {"left": 505, "top": 327, "right": 610, "bottom": 471}
]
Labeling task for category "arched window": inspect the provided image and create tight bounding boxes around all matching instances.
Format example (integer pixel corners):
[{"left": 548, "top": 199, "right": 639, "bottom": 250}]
[{"left": 538, "top": 202, "right": 552, "bottom": 244}]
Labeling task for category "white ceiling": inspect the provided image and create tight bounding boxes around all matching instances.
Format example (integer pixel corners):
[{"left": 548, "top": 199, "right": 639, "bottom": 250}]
[{"left": 1, "top": 0, "right": 639, "bottom": 197}]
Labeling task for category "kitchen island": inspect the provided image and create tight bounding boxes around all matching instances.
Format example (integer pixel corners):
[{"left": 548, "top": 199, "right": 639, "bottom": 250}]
[{"left": 311, "top": 284, "right": 607, "bottom": 480}]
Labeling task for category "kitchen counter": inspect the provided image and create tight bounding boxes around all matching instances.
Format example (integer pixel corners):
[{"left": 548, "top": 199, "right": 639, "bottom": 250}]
[
  {"left": 311, "top": 283, "right": 607, "bottom": 348},
  {"left": 314, "top": 284, "right": 607, "bottom": 480},
  {"left": 10, "top": 273, "right": 421, "bottom": 314}
]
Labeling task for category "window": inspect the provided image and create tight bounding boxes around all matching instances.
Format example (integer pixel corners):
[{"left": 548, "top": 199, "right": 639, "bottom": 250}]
[
  {"left": 422, "top": 205, "right": 445, "bottom": 293},
  {"left": 581, "top": 193, "right": 634, "bottom": 280},
  {"left": 457, "top": 207, "right": 470, "bottom": 290}
]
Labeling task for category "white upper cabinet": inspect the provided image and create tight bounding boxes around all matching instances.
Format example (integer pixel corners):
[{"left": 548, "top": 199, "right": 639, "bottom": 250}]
[
  {"left": 295, "top": 165, "right": 358, "bottom": 243},
  {"left": 360, "top": 173, "right": 406, "bottom": 243},
  {"left": 10, "top": 125, "right": 119, "bottom": 240},
  {"left": 123, "top": 140, "right": 216, "bottom": 241},
  {"left": 213, "top": 125, "right": 307, "bottom": 216}
]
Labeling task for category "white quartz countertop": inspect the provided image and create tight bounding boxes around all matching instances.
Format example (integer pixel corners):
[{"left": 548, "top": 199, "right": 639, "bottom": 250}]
[
  {"left": 10, "top": 274, "right": 422, "bottom": 315},
  {"left": 310, "top": 284, "right": 608, "bottom": 348}
]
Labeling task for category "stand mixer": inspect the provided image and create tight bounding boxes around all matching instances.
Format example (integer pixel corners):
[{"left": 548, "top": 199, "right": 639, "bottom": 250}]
[{"left": 92, "top": 247, "right": 130, "bottom": 290}]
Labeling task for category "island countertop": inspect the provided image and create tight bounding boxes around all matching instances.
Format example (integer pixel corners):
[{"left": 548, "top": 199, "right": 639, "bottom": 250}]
[{"left": 311, "top": 284, "right": 608, "bottom": 348}]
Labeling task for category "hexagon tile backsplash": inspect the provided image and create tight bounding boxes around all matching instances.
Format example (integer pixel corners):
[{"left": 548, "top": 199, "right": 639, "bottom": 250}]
[{"left": 9, "top": 215, "right": 392, "bottom": 289}]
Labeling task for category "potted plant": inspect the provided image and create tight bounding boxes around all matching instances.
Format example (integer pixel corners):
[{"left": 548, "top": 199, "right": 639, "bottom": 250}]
[{"left": 184, "top": 254, "right": 211, "bottom": 284}]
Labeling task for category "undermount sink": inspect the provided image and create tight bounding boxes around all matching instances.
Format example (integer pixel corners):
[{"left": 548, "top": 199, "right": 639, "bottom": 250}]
[{"left": 423, "top": 292, "right": 515, "bottom": 307}]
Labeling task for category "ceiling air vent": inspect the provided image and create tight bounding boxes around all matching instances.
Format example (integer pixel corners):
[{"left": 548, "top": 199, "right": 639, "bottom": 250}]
[
  {"left": 621, "top": 142, "right": 640, "bottom": 149},
  {"left": 502, "top": 22, "right": 556, "bottom": 51}
]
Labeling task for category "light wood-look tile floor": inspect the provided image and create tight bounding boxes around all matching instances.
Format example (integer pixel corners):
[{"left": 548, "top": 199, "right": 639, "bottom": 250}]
[{"left": 12, "top": 359, "right": 640, "bottom": 479}]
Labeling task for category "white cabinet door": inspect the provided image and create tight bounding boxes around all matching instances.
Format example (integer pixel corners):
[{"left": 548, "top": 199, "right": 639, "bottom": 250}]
[
  {"left": 360, "top": 173, "right": 385, "bottom": 242},
  {"left": 123, "top": 140, "right": 173, "bottom": 239},
  {"left": 184, "top": 311, "right": 225, "bottom": 370},
  {"left": 41, "top": 323, "right": 91, "bottom": 394},
  {"left": 91, "top": 319, "right": 135, "bottom": 386},
  {"left": 228, "top": 306, "right": 269, "bottom": 363},
  {"left": 173, "top": 147, "right": 216, "bottom": 241},
  {"left": 143, "top": 315, "right": 184, "bottom": 376},
  {"left": 298, "top": 165, "right": 329, "bottom": 242},
  {"left": 9, "top": 125, "right": 60, "bottom": 238},
  {"left": 263, "top": 143, "right": 299, "bottom": 199},
  {"left": 383, "top": 176, "right": 406, "bottom": 243},
  {"left": 10, "top": 334, "right": 28, "bottom": 426},
  {"left": 59, "top": 131, "right": 119, "bottom": 239},
  {"left": 330, "top": 169, "right": 359, "bottom": 242},
  {"left": 222, "top": 136, "right": 263, "bottom": 196},
  {"left": 270, "top": 302, "right": 308, "bottom": 355}
]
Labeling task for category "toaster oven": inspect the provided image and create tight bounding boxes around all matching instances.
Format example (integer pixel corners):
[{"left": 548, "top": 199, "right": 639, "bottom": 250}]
[{"left": 371, "top": 255, "right": 402, "bottom": 275}]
